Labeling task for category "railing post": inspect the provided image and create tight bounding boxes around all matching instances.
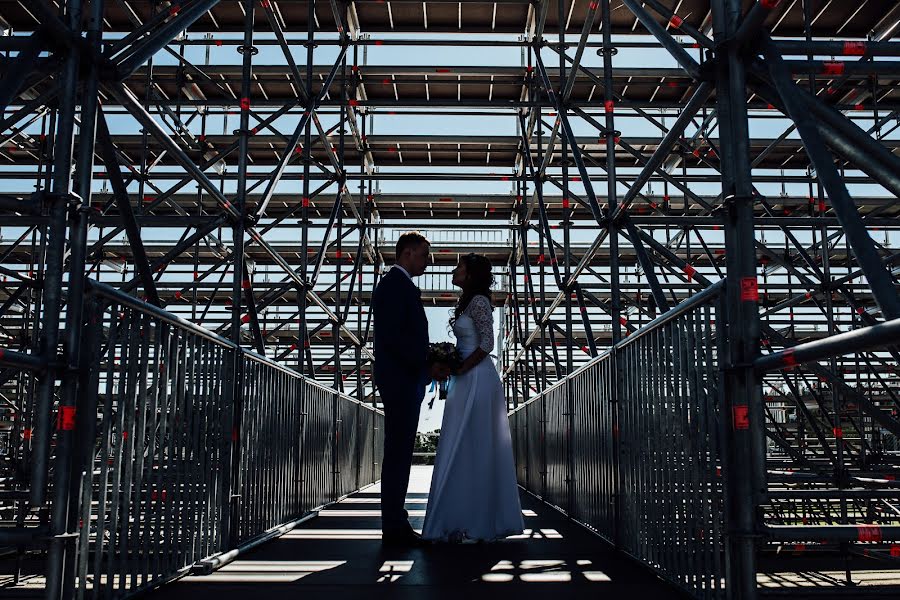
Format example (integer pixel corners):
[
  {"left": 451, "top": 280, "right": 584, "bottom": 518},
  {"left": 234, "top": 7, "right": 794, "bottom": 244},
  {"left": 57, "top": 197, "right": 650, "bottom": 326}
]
[
  {"left": 296, "top": 377, "right": 308, "bottom": 515},
  {"left": 595, "top": 0, "right": 625, "bottom": 550},
  {"left": 610, "top": 344, "right": 622, "bottom": 550},
  {"left": 540, "top": 393, "right": 548, "bottom": 499},
  {"left": 68, "top": 298, "right": 104, "bottom": 597},
  {"left": 222, "top": 350, "right": 244, "bottom": 549},
  {"left": 221, "top": 0, "right": 255, "bottom": 550},
  {"left": 566, "top": 377, "right": 575, "bottom": 517},
  {"left": 332, "top": 389, "right": 339, "bottom": 502}
]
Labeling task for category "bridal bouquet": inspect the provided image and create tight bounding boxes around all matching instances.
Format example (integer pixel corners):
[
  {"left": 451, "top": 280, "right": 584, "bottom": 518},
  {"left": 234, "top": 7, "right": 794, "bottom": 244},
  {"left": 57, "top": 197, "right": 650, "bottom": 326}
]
[
  {"left": 427, "top": 342, "right": 462, "bottom": 370},
  {"left": 426, "top": 342, "right": 462, "bottom": 409}
]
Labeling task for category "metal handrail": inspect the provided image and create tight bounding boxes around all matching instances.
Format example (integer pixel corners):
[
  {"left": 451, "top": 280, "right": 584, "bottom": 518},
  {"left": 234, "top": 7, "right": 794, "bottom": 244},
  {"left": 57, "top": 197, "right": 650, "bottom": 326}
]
[
  {"left": 87, "top": 277, "right": 380, "bottom": 413},
  {"left": 510, "top": 279, "right": 726, "bottom": 414},
  {"left": 615, "top": 278, "right": 725, "bottom": 349},
  {"left": 54, "top": 278, "right": 387, "bottom": 596},
  {"left": 86, "top": 278, "right": 238, "bottom": 350}
]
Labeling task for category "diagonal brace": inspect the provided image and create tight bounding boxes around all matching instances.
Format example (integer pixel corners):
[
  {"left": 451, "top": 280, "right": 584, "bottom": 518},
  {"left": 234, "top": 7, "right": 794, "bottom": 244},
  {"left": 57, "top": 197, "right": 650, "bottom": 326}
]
[
  {"left": 96, "top": 109, "right": 161, "bottom": 306},
  {"left": 761, "top": 37, "right": 900, "bottom": 320}
]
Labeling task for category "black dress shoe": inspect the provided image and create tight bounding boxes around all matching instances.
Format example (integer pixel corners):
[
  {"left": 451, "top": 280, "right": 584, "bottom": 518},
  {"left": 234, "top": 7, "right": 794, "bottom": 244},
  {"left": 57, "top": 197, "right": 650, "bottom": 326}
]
[{"left": 382, "top": 528, "right": 424, "bottom": 547}]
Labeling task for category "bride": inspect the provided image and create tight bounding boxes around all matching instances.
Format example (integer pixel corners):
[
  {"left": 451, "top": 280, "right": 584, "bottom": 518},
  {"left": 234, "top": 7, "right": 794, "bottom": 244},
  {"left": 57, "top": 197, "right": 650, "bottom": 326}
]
[{"left": 422, "top": 253, "right": 524, "bottom": 543}]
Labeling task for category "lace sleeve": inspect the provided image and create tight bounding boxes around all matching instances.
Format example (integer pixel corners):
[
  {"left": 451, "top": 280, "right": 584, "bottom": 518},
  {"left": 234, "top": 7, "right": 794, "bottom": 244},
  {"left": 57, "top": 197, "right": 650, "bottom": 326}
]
[{"left": 467, "top": 295, "right": 495, "bottom": 353}]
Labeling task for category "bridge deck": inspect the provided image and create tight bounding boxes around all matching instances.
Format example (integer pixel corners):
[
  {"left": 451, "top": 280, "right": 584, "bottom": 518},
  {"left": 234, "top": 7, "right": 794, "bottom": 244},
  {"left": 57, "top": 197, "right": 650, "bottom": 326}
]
[{"left": 145, "top": 466, "right": 684, "bottom": 600}]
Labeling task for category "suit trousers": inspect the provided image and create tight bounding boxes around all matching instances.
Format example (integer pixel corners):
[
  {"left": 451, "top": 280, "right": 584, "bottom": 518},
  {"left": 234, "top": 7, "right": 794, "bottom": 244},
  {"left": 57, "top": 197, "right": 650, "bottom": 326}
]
[{"left": 377, "top": 382, "right": 423, "bottom": 533}]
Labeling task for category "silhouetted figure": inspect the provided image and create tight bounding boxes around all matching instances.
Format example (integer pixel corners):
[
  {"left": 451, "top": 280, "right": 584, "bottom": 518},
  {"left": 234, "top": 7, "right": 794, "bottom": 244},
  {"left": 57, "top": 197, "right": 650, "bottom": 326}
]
[{"left": 372, "top": 231, "right": 448, "bottom": 547}]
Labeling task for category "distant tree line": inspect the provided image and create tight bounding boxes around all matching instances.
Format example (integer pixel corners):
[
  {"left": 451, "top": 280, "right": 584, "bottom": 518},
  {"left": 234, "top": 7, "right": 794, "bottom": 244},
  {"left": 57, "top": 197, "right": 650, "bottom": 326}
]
[{"left": 413, "top": 430, "right": 440, "bottom": 465}]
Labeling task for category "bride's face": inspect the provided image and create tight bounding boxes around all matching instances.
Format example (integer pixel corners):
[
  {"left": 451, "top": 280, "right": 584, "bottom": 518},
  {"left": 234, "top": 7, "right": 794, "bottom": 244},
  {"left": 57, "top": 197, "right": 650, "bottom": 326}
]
[{"left": 451, "top": 262, "right": 466, "bottom": 288}]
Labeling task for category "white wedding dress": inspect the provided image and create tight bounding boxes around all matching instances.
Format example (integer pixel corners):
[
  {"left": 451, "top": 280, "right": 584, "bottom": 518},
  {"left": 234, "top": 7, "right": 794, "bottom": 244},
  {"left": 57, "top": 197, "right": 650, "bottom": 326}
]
[{"left": 422, "top": 295, "right": 524, "bottom": 542}]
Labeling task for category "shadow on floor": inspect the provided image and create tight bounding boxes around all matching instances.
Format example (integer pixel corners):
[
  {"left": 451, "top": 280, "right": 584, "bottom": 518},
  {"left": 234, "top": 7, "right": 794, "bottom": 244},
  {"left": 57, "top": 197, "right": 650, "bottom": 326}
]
[
  {"left": 7, "top": 468, "right": 900, "bottom": 598},
  {"left": 143, "top": 466, "right": 687, "bottom": 599}
]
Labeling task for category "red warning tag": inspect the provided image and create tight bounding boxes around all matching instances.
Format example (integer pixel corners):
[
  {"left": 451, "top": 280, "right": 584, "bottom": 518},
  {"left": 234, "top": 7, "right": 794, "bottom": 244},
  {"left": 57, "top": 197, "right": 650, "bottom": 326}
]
[
  {"left": 733, "top": 405, "right": 750, "bottom": 430},
  {"left": 843, "top": 41, "right": 867, "bottom": 56},
  {"left": 57, "top": 406, "right": 76, "bottom": 431},
  {"left": 857, "top": 525, "right": 883, "bottom": 543},
  {"left": 822, "top": 61, "right": 845, "bottom": 76},
  {"left": 740, "top": 277, "right": 759, "bottom": 302},
  {"left": 782, "top": 348, "right": 797, "bottom": 368}
]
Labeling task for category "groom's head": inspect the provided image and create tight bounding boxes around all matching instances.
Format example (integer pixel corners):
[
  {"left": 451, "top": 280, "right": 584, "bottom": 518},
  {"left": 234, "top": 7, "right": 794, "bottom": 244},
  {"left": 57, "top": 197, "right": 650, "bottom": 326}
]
[{"left": 395, "top": 231, "right": 431, "bottom": 277}]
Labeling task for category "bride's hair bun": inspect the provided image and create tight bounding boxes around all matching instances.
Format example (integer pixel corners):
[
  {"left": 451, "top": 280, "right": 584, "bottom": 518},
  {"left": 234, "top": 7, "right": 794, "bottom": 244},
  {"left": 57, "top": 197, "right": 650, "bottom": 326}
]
[
  {"left": 462, "top": 253, "right": 494, "bottom": 293},
  {"left": 450, "top": 253, "right": 494, "bottom": 328}
]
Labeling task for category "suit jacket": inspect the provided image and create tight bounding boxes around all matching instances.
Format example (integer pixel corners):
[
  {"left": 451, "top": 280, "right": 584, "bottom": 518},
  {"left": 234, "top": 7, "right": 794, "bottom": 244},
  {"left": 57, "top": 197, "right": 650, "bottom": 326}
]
[{"left": 372, "top": 267, "right": 429, "bottom": 398}]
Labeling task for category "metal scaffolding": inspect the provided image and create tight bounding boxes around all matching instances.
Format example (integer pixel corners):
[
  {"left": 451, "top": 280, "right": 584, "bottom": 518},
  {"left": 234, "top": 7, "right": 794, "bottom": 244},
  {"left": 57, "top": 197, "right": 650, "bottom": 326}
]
[{"left": 0, "top": 1, "right": 899, "bottom": 598}]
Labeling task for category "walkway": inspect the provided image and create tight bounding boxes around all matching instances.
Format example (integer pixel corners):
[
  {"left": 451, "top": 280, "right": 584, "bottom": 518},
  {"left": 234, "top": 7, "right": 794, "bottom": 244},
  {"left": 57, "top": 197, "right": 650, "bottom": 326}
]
[{"left": 145, "top": 466, "right": 685, "bottom": 599}]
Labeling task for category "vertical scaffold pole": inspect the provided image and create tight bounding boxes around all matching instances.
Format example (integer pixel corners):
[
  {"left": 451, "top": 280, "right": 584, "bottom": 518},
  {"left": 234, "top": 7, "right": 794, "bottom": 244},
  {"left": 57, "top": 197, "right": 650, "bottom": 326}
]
[
  {"left": 600, "top": 0, "right": 623, "bottom": 549},
  {"left": 713, "top": 1, "right": 765, "bottom": 598}
]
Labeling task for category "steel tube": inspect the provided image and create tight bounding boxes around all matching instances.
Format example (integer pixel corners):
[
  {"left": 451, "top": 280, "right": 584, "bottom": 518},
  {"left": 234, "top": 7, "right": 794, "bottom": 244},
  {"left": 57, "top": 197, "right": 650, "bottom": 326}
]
[
  {"left": 0, "top": 348, "right": 46, "bottom": 372},
  {"left": 115, "top": 0, "right": 223, "bottom": 78},
  {"left": 733, "top": 0, "right": 784, "bottom": 49},
  {"left": 619, "top": 0, "right": 703, "bottom": 80},
  {"left": 755, "top": 317, "right": 900, "bottom": 374},
  {"left": 30, "top": 0, "right": 82, "bottom": 509},
  {"left": 775, "top": 40, "right": 900, "bottom": 56},
  {"left": 766, "top": 525, "right": 900, "bottom": 543}
]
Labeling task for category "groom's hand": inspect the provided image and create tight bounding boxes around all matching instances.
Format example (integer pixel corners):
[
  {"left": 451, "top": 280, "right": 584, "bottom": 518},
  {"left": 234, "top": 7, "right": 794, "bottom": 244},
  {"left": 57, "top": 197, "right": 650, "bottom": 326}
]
[{"left": 429, "top": 362, "right": 451, "bottom": 382}]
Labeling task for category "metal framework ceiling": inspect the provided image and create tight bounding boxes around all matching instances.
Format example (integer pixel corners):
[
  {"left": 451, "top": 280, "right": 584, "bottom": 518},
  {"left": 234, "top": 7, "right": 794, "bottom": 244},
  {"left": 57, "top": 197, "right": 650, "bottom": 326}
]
[
  {"left": 3, "top": 0, "right": 897, "bottom": 36},
  {"left": 0, "top": 1, "right": 899, "bottom": 598}
]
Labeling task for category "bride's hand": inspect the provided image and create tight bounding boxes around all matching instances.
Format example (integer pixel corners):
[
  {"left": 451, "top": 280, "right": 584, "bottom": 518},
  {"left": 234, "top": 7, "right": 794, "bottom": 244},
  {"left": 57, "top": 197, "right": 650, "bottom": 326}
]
[{"left": 455, "top": 348, "right": 487, "bottom": 376}]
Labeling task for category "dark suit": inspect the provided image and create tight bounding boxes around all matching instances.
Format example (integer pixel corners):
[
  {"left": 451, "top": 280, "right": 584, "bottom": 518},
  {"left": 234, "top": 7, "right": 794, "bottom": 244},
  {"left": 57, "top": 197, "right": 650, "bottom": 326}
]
[{"left": 372, "top": 266, "right": 429, "bottom": 533}]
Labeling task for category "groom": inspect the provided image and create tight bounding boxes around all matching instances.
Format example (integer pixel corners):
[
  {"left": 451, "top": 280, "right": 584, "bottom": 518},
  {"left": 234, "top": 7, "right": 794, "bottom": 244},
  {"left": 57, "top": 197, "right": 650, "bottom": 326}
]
[{"left": 373, "top": 231, "right": 449, "bottom": 546}]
